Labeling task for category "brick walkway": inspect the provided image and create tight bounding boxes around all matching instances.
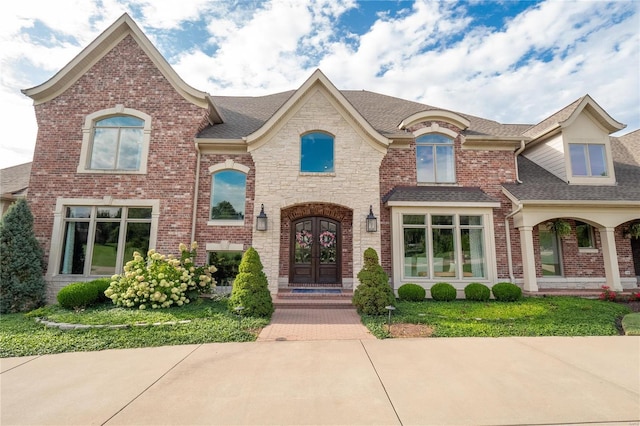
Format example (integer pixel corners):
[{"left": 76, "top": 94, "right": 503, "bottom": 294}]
[{"left": 257, "top": 308, "right": 375, "bottom": 341}]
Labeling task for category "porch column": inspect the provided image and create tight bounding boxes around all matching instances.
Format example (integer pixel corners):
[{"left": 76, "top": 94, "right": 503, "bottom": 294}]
[
  {"left": 519, "top": 226, "right": 538, "bottom": 292},
  {"left": 599, "top": 227, "right": 622, "bottom": 291}
]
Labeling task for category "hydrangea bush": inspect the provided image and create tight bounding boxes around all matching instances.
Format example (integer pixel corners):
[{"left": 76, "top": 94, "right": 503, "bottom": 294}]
[{"left": 105, "top": 242, "right": 216, "bottom": 309}]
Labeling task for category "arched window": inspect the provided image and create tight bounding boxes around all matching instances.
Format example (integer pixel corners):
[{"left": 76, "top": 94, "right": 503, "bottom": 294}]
[
  {"left": 300, "top": 132, "right": 334, "bottom": 173},
  {"left": 90, "top": 116, "right": 144, "bottom": 170},
  {"left": 78, "top": 106, "right": 151, "bottom": 174},
  {"left": 416, "top": 133, "right": 455, "bottom": 183},
  {"left": 210, "top": 170, "right": 247, "bottom": 221}
]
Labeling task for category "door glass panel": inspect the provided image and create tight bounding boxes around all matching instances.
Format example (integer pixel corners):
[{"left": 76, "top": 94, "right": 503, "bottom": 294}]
[
  {"left": 319, "top": 220, "right": 337, "bottom": 264},
  {"left": 294, "top": 221, "right": 312, "bottom": 263}
]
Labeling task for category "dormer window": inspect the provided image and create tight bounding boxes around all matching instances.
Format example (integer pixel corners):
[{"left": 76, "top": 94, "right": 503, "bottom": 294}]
[
  {"left": 416, "top": 134, "right": 455, "bottom": 183},
  {"left": 569, "top": 143, "right": 608, "bottom": 177}
]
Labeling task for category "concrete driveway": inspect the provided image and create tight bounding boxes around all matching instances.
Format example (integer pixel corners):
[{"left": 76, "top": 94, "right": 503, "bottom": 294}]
[{"left": 1, "top": 336, "right": 639, "bottom": 425}]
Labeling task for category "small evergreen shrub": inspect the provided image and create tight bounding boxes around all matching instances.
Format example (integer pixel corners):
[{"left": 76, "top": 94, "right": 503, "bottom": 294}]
[
  {"left": 0, "top": 198, "right": 46, "bottom": 313},
  {"left": 464, "top": 283, "right": 491, "bottom": 301},
  {"left": 492, "top": 282, "right": 522, "bottom": 302},
  {"left": 430, "top": 282, "right": 457, "bottom": 301},
  {"left": 57, "top": 278, "right": 114, "bottom": 309},
  {"left": 398, "top": 283, "right": 426, "bottom": 301},
  {"left": 57, "top": 281, "right": 99, "bottom": 309},
  {"left": 352, "top": 248, "right": 395, "bottom": 315},
  {"left": 228, "top": 247, "right": 273, "bottom": 318}
]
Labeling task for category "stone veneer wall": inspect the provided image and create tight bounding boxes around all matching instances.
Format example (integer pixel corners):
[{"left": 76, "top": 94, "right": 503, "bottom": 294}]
[
  {"left": 27, "top": 35, "right": 208, "bottom": 299},
  {"left": 249, "top": 88, "right": 385, "bottom": 292}
]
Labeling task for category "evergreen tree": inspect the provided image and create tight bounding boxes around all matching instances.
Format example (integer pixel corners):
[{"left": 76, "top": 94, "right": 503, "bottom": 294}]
[
  {"left": 352, "top": 247, "right": 395, "bottom": 315},
  {"left": 0, "top": 198, "right": 46, "bottom": 313},
  {"left": 228, "top": 247, "right": 273, "bottom": 318}
]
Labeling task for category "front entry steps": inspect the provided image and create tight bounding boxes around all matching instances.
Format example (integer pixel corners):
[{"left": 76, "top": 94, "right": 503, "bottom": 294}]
[{"left": 275, "top": 288, "right": 354, "bottom": 309}]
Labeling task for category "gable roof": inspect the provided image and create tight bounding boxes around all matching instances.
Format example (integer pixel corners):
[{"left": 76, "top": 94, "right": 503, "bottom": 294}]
[
  {"left": 21, "top": 13, "right": 223, "bottom": 124},
  {"left": 522, "top": 95, "right": 625, "bottom": 139}
]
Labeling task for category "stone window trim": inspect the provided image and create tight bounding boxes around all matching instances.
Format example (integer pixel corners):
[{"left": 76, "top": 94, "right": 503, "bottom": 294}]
[
  {"left": 47, "top": 196, "right": 160, "bottom": 278},
  {"left": 207, "top": 160, "right": 250, "bottom": 226},
  {"left": 77, "top": 105, "right": 152, "bottom": 174}
]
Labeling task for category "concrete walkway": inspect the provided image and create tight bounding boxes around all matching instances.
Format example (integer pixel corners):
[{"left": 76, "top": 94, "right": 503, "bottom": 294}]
[{"left": 1, "top": 336, "right": 639, "bottom": 425}]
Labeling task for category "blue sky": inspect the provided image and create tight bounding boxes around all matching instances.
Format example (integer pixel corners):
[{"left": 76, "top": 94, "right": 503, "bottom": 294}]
[{"left": 1, "top": 0, "right": 638, "bottom": 168}]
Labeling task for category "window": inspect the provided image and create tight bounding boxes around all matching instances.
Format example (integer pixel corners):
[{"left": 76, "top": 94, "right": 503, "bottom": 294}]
[
  {"left": 539, "top": 225, "right": 562, "bottom": 276},
  {"left": 569, "top": 143, "right": 608, "bottom": 177},
  {"left": 79, "top": 107, "right": 151, "bottom": 174},
  {"left": 416, "top": 134, "right": 455, "bottom": 183},
  {"left": 211, "top": 170, "right": 246, "bottom": 221},
  {"left": 59, "top": 206, "right": 152, "bottom": 275},
  {"left": 301, "top": 132, "right": 334, "bottom": 173},
  {"left": 208, "top": 251, "right": 243, "bottom": 286},
  {"left": 90, "top": 116, "right": 144, "bottom": 170},
  {"left": 402, "top": 214, "right": 486, "bottom": 279},
  {"left": 576, "top": 221, "right": 595, "bottom": 249}
]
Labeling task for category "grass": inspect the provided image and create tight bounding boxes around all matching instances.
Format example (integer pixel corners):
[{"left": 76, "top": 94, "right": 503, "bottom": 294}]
[
  {"left": 361, "top": 296, "right": 631, "bottom": 339},
  {"left": 0, "top": 298, "right": 269, "bottom": 358},
  {"left": 621, "top": 312, "right": 640, "bottom": 335}
]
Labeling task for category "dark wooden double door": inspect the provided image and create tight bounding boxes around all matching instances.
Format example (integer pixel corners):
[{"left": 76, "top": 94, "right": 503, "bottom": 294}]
[{"left": 290, "top": 217, "right": 340, "bottom": 284}]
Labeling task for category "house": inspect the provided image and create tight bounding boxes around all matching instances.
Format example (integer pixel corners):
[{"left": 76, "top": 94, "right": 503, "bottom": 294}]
[
  {"left": 21, "top": 14, "right": 640, "bottom": 302},
  {"left": 0, "top": 162, "right": 32, "bottom": 216}
]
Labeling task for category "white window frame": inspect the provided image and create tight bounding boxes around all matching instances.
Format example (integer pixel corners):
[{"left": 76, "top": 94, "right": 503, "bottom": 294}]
[
  {"left": 414, "top": 127, "right": 457, "bottom": 184},
  {"left": 391, "top": 206, "right": 497, "bottom": 289},
  {"left": 48, "top": 197, "right": 160, "bottom": 278},
  {"left": 78, "top": 105, "right": 152, "bottom": 174},
  {"left": 565, "top": 138, "right": 615, "bottom": 185}
]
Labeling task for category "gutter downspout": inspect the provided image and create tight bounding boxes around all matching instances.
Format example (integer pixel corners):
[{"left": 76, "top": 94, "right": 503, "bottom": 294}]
[
  {"left": 514, "top": 139, "right": 525, "bottom": 184},
  {"left": 505, "top": 203, "right": 523, "bottom": 283},
  {"left": 505, "top": 139, "right": 526, "bottom": 282},
  {"left": 191, "top": 142, "right": 201, "bottom": 245}
]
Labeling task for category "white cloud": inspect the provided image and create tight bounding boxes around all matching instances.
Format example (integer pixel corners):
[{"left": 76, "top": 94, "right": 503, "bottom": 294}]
[{"left": 0, "top": 0, "right": 638, "bottom": 169}]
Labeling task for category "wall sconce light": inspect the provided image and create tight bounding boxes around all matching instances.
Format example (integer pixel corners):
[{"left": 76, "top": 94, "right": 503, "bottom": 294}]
[
  {"left": 366, "top": 205, "right": 377, "bottom": 232},
  {"left": 256, "top": 204, "right": 268, "bottom": 231}
]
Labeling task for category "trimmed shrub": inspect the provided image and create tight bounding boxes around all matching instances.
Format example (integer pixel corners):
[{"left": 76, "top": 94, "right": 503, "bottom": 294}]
[
  {"left": 57, "top": 278, "right": 115, "bottom": 310},
  {"left": 0, "top": 198, "right": 46, "bottom": 313},
  {"left": 398, "top": 283, "right": 426, "bottom": 302},
  {"left": 58, "top": 282, "right": 99, "bottom": 309},
  {"left": 352, "top": 248, "right": 395, "bottom": 315},
  {"left": 464, "top": 283, "right": 491, "bottom": 301},
  {"left": 228, "top": 247, "right": 273, "bottom": 318},
  {"left": 430, "top": 282, "right": 457, "bottom": 302},
  {"left": 492, "top": 282, "right": 522, "bottom": 302}
]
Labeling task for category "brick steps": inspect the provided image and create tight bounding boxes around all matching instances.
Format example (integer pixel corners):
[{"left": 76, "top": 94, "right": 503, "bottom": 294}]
[{"left": 274, "top": 288, "right": 354, "bottom": 309}]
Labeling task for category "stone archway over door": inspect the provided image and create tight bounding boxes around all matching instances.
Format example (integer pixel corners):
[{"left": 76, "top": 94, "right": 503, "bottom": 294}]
[{"left": 290, "top": 217, "right": 341, "bottom": 284}]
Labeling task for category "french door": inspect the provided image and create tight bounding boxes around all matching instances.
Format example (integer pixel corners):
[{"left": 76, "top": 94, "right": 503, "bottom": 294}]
[{"left": 290, "top": 217, "right": 340, "bottom": 284}]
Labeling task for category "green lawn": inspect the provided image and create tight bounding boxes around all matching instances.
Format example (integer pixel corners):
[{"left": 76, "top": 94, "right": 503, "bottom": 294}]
[
  {"left": 361, "top": 297, "right": 631, "bottom": 339},
  {"left": 0, "top": 298, "right": 269, "bottom": 358}
]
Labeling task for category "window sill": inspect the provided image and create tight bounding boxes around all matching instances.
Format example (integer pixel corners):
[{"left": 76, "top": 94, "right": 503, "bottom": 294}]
[
  {"left": 578, "top": 248, "right": 599, "bottom": 254},
  {"left": 417, "top": 182, "right": 458, "bottom": 186},
  {"left": 207, "top": 220, "right": 246, "bottom": 227},
  {"left": 76, "top": 169, "right": 146, "bottom": 175},
  {"left": 299, "top": 172, "right": 336, "bottom": 177}
]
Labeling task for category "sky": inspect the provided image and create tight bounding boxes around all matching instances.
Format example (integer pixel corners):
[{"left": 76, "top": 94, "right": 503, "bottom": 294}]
[{"left": 1, "top": 0, "right": 639, "bottom": 169}]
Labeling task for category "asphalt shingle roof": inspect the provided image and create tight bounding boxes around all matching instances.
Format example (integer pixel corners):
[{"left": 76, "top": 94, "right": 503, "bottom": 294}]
[
  {"left": 198, "top": 90, "right": 533, "bottom": 140},
  {"left": 0, "top": 162, "right": 31, "bottom": 196},
  {"left": 383, "top": 186, "right": 499, "bottom": 204},
  {"left": 503, "top": 154, "right": 640, "bottom": 202}
]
